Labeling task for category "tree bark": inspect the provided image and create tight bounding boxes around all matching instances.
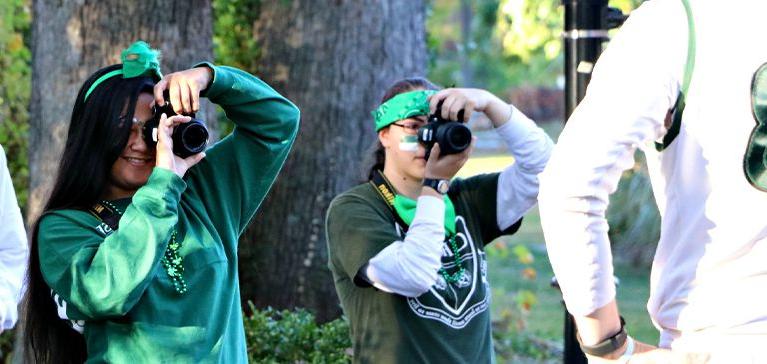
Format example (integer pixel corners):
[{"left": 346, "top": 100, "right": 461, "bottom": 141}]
[
  {"left": 460, "top": 0, "right": 474, "bottom": 86},
  {"left": 241, "top": 0, "right": 427, "bottom": 322},
  {"left": 28, "top": 0, "right": 216, "bottom": 222}
]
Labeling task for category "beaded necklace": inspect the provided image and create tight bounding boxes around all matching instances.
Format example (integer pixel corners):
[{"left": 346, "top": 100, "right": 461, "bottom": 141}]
[
  {"left": 100, "top": 200, "right": 187, "bottom": 294},
  {"left": 370, "top": 171, "right": 465, "bottom": 284},
  {"left": 441, "top": 236, "right": 465, "bottom": 284}
]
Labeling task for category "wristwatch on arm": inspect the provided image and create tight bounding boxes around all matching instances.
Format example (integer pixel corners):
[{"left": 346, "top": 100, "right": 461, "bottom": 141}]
[{"left": 422, "top": 178, "right": 450, "bottom": 195}]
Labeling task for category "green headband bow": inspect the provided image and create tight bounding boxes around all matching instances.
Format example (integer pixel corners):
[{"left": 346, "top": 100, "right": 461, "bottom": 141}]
[
  {"left": 372, "top": 90, "right": 436, "bottom": 131},
  {"left": 84, "top": 41, "right": 163, "bottom": 100}
]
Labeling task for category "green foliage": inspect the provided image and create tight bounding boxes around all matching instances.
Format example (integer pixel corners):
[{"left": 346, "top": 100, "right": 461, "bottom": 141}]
[
  {"left": 487, "top": 241, "right": 553, "bottom": 360},
  {"left": 212, "top": 0, "right": 262, "bottom": 136},
  {"left": 428, "top": 0, "right": 644, "bottom": 94},
  {"left": 0, "top": 306, "right": 353, "bottom": 363},
  {"left": 492, "top": 308, "right": 560, "bottom": 361},
  {"left": 0, "top": 329, "right": 14, "bottom": 362},
  {"left": 0, "top": 0, "right": 31, "bottom": 209},
  {"left": 243, "top": 303, "right": 352, "bottom": 363},
  {"left": 428, "top": 0, "right": 524, "bottom": 94},
  {"left": 213, "top": 0, "right": 261, "bottom": 73},
  {"left": 606, "top": 155, "right": 660, "bottom": 267}
]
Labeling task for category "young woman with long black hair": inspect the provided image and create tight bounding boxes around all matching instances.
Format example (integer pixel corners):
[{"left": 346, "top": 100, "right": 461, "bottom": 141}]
[
  {"left": 325, "top": 78, "right": 553, "bottom": 363},
  {"left": 22, "top": 41, "right": 299, "bottom": 363}
]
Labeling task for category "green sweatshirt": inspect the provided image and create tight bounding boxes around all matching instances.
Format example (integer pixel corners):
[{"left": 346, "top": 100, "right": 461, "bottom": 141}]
[
  {"left": 326, "top": 174, "right": 522, "bottom": 364},
  {"left": 37, "top": 64, "right": 300, "bottom": 363}
]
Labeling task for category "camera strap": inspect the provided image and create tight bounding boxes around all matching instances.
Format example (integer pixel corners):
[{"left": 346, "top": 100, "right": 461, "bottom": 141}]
[
  {"left": 369, "top": 171, "right": 467, "bottom": 285},
  {"left": 370, "top": 170, "right": 411, "bottom": 232},
  {"left": 370, "top": 169, "right": 458, "bottom": 235},
  {"left": 89, "top": 201, "right": 121, "bottom": 231}
]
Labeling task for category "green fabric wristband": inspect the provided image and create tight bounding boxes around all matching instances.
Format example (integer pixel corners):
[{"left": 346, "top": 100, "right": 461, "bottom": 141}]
[{"left": 372, "top": 90, "right": 436, "bottom": 131}]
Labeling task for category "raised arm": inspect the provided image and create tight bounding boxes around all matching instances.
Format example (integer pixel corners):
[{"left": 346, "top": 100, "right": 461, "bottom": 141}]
[
  {"left": 495, "top": 105, "right": 553, "bottom": 230},
  {"left": 183, "top": 64, "right": 300, "bottom": 235}
]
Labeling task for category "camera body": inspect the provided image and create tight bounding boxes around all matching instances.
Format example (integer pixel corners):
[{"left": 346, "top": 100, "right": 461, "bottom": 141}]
[
  {"left": 142, "top": 91, "right": 209, "bottom": 158},
  {"left": 417, "top": 111, "right": 472, "bottom": 158}
]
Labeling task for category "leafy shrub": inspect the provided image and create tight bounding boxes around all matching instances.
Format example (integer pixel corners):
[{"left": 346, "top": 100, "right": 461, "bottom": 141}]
[
  {"left": 0, "top": 0, "right": 31, "bottom": 209},
  {"left": 606, "top": 154, "right": 660, "bottom": 267},
  {"left": 243, "top": 303, "right": 352, "bottom": 363},
  {"left": 487, "top": 242, "right": 561, "bottom": 362},
  {"left": 0, "top": 329, "right": 14, "bottom": 363},
  {"left": 492, "top": 308, "right": 560, "bottom": 362}
]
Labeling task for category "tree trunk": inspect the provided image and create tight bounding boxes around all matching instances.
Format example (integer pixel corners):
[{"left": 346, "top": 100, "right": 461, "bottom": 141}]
[
  {"left": 241, "top": 0, "right": 427, "bottom": 322},
  {"left": 27, "top": 0, "right": 216, "bottom": 223},
  {"left": 459, "top": 0, "right": 474, "bottom": 86}
]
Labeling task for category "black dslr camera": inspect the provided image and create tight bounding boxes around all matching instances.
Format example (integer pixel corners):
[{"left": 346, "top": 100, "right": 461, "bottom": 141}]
[
  {"left": 142, "top": 91, "right": 209, "bottom": 158},
  {"left": 417, "top": 105, "right": 472, "bottom": 159}
]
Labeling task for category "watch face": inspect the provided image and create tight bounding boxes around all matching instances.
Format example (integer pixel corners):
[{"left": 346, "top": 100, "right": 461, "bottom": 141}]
[{"left": 437, "top": 180, "right": 450, "bottom": 194}]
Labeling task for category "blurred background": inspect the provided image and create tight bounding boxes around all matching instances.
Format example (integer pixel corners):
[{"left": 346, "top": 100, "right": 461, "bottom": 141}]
[{"left": 0, "top": 0, "right": 659, "bottom": 362}]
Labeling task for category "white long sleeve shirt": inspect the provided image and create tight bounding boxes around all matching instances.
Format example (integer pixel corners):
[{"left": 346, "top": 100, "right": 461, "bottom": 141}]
[
  {"left": 367, "top": 106, "right": 553, "bottom": 296},
  {"left": 539, "top": 0, "right": 767, "bottom": 354},
  {"left": 0, "top": 145, "right": 28, "bottom": 330}
]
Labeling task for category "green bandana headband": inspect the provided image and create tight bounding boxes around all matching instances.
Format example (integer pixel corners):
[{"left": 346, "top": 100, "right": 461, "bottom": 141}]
[
  {"left": 372, "top": 90, "right": 436, "bottom": 131},
  {"left": 393, "top": 194, "right": 456, "bottom": 235},
  {"left": 84, "top": 41, "right": 163, "bottom": 100}
]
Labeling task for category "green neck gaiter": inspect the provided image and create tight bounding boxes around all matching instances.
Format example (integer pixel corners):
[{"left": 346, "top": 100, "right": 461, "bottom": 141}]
[{"left": 393, "top": 194, "right": 456, "bottom": 235}]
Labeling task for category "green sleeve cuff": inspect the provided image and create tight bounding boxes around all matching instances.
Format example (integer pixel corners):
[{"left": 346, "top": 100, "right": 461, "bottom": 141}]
[
  {"left": 192, "top": 62, "right": 234, "bottom": 100},
  {"left": 138, "top": 168, "right": 186, "bottom": 206}
]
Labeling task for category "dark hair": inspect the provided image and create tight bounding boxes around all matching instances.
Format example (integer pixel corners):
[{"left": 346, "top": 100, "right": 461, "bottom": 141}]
[
  {"left": 23, "top": 64, "right": 156, "bottom": 363},
  {"left": 363, "top": 77, "right": 439, "bottom": 181}
]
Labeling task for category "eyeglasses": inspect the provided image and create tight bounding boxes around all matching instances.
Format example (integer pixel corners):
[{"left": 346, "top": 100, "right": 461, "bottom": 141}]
[
  {"left": 391, "top": 122, "right": 425, "bottom": 134},
  {"left": 132, "top": 117, "right": 148, "bottom": 128}
]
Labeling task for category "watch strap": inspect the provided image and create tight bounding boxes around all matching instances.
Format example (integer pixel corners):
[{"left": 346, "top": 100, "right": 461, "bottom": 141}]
[
  {"left": 423, "top": 178, "right": 449, "bottom": 194},
  {"left": 577, "top": 316, "right": 628, "bottom": 357}
]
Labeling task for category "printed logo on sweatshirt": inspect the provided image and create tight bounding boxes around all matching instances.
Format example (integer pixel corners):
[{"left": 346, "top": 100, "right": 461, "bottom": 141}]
[
  {"left": 404, "top": 216, "right": 489, "bottom": 329},
  {"left": 95, "top": 222, "right": 114, "bottom": 236}
]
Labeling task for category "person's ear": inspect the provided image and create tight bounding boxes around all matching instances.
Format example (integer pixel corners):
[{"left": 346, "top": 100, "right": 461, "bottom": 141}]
[{"left": 378, "top": 127, "right": 392, "bottom": 149}]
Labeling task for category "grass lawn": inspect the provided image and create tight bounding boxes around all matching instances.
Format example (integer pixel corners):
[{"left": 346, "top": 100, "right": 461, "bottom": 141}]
[{"left": 458, "top": 151, "right": 659, "bottom": 358}]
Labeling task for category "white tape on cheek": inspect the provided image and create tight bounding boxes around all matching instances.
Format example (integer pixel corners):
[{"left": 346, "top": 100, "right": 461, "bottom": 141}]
[{"left": 399, "top": 136, "right": 419, "bottom": 152}]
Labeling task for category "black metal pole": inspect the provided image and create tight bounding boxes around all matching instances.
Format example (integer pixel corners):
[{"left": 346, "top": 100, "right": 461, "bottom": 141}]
[
  {"left": 558, "top": 1, "right": 626, "bottom": 363},
  {"left": 563, "top": 0, "right": 609, "bottom": 120}
]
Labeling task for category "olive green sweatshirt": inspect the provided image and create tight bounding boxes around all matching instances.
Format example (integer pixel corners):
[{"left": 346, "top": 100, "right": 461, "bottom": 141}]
[{"left": 37, "top": 64, "right": 300, "bottom": 363}]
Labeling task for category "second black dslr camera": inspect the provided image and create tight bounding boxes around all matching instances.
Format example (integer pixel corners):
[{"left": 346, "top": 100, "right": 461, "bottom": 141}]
[
  {"left": 417, "top": 107, "right": 472, "bottom": 159},
  {"left": 142, "top": 91, "right": 209, "bottom": 158}
]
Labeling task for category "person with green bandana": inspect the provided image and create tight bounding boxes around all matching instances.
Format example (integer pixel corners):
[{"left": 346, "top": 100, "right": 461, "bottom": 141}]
[
  {"left": 22, "top": 41, "right": 299, "bottom": 363},
  {"left": 325, "top": 77, "right": 553, "bottom": 363}
]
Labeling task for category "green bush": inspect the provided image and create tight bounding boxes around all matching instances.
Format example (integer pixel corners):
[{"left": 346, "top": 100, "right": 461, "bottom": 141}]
[
  {"left": 606, "top": 154, "right": 660, "bottom": 268},
  {"left": 492, "top": 308, "right": 560, "bottom": 362},
  {"left": 0, "top": 329, "right": 14, "bottom": 363},
  {"left": 0, "top": 307, "right": 352, "bottom": 363},
  {"left": 0, "top": 0, "right": 31, "bottom": 209},
  {"left": 243, "top": 303, "right": 352, "bottom": 363}
]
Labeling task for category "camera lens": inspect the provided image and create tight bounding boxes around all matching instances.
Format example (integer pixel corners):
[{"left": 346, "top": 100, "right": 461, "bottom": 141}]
[
  {"left": 439, "top": 123, "right": 471, "bottom": 154},
  {"left": 173, "top": 120, "right": 209, "bottom": 158},
  {"left": 447, "top": 124, "right": 471, "bottom": 151},
  {"left": 181, "top": 123, "right": 208, "bottom": 151}
]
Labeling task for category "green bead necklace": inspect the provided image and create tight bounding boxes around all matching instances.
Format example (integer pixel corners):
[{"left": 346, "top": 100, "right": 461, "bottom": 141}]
[
  {"left": 439, "top": 235, "right": 465, "bottom": 284},
  {"left": 100, "top": 200, "right": 187, "bottom": 294}
]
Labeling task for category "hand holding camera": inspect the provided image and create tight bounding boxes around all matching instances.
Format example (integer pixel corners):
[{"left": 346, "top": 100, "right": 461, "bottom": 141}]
[
  {"left": 428, "top": 88, "right": 512, "bottom": 128},
  {"left": 424, "top": 137, "right": 475, "bottom": 181},
  {"left": 143, "top": 89, "right": 209, "bottom": 158},
  {"left": 153, "top": 67, "right": 213, "bottom": 114},
  {"left": 147, "top": 67, "right": 213, "bottom": 177},
  {"left": 420, "top": 88, "right": 508, "bottom": 180},
  {"left": 151, "top": 112, "right": 206, "bottom": 178}
]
